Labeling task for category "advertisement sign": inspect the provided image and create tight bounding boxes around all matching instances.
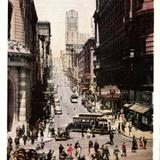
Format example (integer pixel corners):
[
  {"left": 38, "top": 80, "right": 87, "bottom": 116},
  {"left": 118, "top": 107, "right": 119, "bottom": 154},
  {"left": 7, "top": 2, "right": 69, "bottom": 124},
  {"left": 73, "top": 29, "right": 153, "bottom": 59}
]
[{"left": 100, "top": 85, "right": 121, "bottom": 98}]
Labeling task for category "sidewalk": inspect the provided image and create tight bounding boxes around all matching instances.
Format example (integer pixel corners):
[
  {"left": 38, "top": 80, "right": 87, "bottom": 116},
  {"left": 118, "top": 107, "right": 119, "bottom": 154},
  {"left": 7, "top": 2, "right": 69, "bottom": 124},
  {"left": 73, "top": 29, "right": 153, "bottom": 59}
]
[
  {"left": 95, "top": 102, "right": 153, "bottom": 140},
  {"left": 35, "top": 123, "right": 54, "bottom": 143},
  {"left": 115, "top": 121, "right": 153, "bottom": 140},
  {"left": 9, "top": 123, "right": 54, "bottom": 152}
]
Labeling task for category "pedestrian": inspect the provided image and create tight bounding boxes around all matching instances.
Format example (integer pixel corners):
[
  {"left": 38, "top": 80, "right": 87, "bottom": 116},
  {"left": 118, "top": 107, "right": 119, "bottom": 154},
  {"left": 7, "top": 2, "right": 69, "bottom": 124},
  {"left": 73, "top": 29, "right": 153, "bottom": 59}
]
[
  {"left": 76, "top": 144, "right": 82, "bottom": 160},
  {"left": 99, "top": 145, "right": 104, "bottom": 160},
  {"left": 89, "top": 147, "right": 96, "bottom": 160},
  {"left": 67, "top": 143, "right": 73, "bottom": 158},
  {"left": 39, "top": 152, "right": 46, "bottom": 160},
  {"left": 91, "top": 125, "right": 95, "bottom": 137},
  {"left": 27, "top": 127, "right": 31, "bottom": 139},
  {"left": 48, "top": 125, "right": 52, "bottom": 138},
  {"left": 94, "top": 140, "right": 99, "bottom": 153},
  {"left": 87, "top": 128, "right": 91, "bottom": 138},
  {"left": 131, "top": 135, "right": 138, "bottom": 152},
  {"left": 74, "top": 140, "right": 80, "bottom": 150},
  {"left": 40, "top": 129, "right": 44, "bottom": 139},
  {"left": 22, "top": 124, "right": 25, "bottom": 135},
  {"left": 22, "top": 134, "right": 27, "bottom": 145},
  {"left": 7, "top": 143, "right": 12, "bottom": 160},
  {"left": 14, "top": 136, "right": 20, "bottom": 149},
  {"left": 128, "top": 122, "right": 132, "bottom": 135},
  {"left": 59, "top": 144, "right": 64, "bottom": 155},
  {"left": 121, "top": 142, "right": 126, "bottom": 156},
  {"left": 47, "top": 149, "right": 54, "bottom": 160},
  {"left": 19, "top": 126, "right": 23, "bottom": 138},
  {"left": 103, "top": 145, "right": 110, "bottom": 160},
  {"left": 143, "top": 137, "right": 147, "bottom": 149},
  {"left": 113, "top": 145, "right": 120, "bottom": 160},
  {"left": 81, "top": 126, "right": 84, "bottom": 137},
  {"left": 30, "top": 133, "right": 35, "bottom": 145},
  {"left": 88, "top": 140, "right": 93, "bottom": 154},
  {"left": 16, "top": 126, "right": 20, "bottom": 137},
  {"left": 8, "top": 136, "right": 13, "bottom": 146},
  {"left": 51, "top": 127, "right": 55, "bottom": 137},
  {"left": 139, "top": 137, "right": 144, "bottom": 149},
  {"left": 40, "top": 139, "right": 45, "bottom": 149},
  {"left": 109, "top": 130, "right": 114, "bottom": 145}
]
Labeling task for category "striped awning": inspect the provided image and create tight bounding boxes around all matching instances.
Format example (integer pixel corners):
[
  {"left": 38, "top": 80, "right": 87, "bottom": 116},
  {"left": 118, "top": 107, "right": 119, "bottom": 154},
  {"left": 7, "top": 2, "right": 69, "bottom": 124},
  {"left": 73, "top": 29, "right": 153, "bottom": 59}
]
[{"left": 129, "top": 103, "right": 150, "bottom": 114}]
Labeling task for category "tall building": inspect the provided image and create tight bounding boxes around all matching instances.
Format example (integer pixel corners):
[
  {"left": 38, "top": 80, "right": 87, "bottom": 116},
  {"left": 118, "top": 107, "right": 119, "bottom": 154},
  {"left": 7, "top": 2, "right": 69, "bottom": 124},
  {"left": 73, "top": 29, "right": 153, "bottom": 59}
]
[
  {"left": 94, "top": 0, "right": 153, "bottom": 129},
  {"left": 65, "top": 9, "right": 79, "bottom": 45},
  {"left": 8, "top": 0, "right": 38, "bottom": 132},
  {"left": 65, "top": 9, "right": 79, "bottom": 72},
  {"left": 78, "top": 38, "right": 96, "bottom": 94},
  {"left": 65, "top": 9, "right": 92, "bottom": 84}
]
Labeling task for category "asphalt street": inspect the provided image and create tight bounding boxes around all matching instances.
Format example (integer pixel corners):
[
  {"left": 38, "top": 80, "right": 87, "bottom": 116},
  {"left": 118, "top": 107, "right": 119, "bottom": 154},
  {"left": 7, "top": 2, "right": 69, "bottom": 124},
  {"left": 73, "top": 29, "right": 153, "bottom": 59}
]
[
  {"left": 46, "top": 58, "right": 153, "bottom": 160},
  {"left": 19, "top": 58, "right": 153, "bottom": 160}
]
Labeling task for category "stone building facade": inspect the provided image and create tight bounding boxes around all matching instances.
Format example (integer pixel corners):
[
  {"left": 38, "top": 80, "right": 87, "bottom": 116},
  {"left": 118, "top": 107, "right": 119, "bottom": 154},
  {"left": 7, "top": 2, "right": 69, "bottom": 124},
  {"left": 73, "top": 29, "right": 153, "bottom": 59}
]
[
  {"left": 8, "top": 0, "right": 38, "bottom": 132},
  {"left": 94, "top": 0, "right": 153, "bottom": 128}
]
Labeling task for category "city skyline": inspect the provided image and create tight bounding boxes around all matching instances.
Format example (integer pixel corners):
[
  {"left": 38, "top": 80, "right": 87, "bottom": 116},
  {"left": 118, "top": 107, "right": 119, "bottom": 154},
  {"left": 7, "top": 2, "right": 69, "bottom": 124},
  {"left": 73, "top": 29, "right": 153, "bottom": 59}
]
[{"left": 34, "top": 0, "right": 95, "bottom": 56}]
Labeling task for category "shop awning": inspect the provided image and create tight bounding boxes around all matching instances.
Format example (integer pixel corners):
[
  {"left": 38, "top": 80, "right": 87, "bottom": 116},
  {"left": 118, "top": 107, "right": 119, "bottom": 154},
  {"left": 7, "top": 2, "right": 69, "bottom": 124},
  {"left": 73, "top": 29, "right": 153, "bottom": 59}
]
[
  {"left": 123, "top": 103, "right": 133, "bottom": 108},
  {"left": 129, "top": 103, "right": 150, "bottom": 114}
]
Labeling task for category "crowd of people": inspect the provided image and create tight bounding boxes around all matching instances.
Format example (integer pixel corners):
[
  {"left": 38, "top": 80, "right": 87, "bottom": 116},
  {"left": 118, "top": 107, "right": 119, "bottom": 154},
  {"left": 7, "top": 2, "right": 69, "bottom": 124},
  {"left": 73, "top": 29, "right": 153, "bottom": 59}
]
[
  {"left": 7, "top": 110, "right": 149, "bottom": 160},
  {"left": 7, "top": 117, "right": 55, "bottom": 160}
]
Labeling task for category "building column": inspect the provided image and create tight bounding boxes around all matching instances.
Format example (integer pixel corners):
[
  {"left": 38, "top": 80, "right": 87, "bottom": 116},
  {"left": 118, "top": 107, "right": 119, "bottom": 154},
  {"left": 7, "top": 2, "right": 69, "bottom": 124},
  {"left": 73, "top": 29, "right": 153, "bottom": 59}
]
[{"left": 19, "top": 69, "right": 27, "bottom": 123}]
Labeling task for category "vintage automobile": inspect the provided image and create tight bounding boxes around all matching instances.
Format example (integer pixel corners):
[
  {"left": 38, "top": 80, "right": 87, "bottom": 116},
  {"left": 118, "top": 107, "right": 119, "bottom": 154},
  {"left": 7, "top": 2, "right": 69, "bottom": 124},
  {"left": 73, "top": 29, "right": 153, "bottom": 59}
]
[
  {"left": 54, "top": 104, "right": 62, "bottom": 115},
  {"left": 55, "top": 127, "right": 70, "bottom": 141},
  {"left": 70, "top": 94, "right": 78, "bottom": 103}
]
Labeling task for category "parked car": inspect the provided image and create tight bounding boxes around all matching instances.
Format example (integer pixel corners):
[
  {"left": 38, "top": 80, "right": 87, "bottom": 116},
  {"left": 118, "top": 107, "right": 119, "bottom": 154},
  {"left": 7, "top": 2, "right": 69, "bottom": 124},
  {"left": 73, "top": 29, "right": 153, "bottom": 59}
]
[
  {"left": 70, "top": 94, "right": 78, "bottom": 103},
  {"left": 54, "top": 105, "right": 62, "bottom": 115}
]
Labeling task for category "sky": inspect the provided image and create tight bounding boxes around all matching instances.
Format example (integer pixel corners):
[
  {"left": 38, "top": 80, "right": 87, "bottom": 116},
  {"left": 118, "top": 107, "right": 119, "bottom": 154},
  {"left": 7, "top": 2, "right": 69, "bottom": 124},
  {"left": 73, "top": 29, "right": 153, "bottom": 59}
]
[{"left": 34, "top": 0, "right": 96, "bottom": 56}]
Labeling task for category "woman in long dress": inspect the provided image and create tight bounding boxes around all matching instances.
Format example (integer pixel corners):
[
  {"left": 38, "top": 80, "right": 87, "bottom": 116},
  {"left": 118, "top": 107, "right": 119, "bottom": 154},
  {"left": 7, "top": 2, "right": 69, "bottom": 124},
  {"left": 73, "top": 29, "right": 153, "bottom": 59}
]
[
  {"left": 87, "top": 128, "right": 91, "bottom": 138},
  {"left": 131, "top": 135, "right": 138, "bottom": 152}
]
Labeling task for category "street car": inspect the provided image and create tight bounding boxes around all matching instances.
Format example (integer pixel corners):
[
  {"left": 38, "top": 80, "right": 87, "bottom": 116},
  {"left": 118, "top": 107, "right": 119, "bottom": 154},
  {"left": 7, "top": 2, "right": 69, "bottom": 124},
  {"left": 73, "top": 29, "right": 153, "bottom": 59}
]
[{"left": 69, "top": 112, "right": 115, "bottom": 134}]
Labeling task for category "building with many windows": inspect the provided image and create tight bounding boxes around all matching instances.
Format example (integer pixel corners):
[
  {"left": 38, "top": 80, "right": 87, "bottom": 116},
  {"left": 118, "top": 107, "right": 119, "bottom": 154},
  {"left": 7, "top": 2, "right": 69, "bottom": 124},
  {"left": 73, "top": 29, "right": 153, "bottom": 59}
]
[
  {"left": 78, "top": 38, "right": 96, "bottom": 94},
  {"left": 65, "top": 9, "right": 91, "bottom": 75},
  {"left": 94, "top": 0, "right": 153, "bottom": 128}
]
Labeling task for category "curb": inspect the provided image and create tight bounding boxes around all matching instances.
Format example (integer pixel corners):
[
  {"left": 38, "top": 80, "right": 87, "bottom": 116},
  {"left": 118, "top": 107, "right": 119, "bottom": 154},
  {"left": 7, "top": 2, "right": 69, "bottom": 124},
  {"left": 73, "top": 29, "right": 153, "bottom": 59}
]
[
  {"left": 36, "top": 138, "right": 54, "bottom": 143},
  {"left": 120, "top": 131, "right": 153, "bottom": 141}
]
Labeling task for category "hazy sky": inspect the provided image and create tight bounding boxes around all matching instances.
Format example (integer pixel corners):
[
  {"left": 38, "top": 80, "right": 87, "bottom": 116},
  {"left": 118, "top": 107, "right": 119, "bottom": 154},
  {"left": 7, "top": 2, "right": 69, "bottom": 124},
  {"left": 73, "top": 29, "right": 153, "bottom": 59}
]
[{"left": 34, "top": 0, "right": 96, "bottom": 56}]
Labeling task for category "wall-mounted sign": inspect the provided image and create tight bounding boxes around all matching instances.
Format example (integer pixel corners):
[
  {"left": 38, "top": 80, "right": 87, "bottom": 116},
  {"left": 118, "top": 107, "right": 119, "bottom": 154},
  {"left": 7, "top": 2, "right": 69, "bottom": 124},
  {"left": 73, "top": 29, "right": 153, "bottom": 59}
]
[{"left": 101, "top": 85, "right": 121, "bottom": 98}]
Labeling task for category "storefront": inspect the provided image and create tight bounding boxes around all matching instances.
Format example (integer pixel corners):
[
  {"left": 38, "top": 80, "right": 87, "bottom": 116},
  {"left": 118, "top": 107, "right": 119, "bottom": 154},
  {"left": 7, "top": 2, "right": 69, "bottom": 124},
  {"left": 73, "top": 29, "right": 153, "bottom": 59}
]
[
  {"left": 128, "top": 103, "right": 152, "bottom": 130},
  {"left": 100, "top": 85, "right": 121, "bottom": 112}
]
